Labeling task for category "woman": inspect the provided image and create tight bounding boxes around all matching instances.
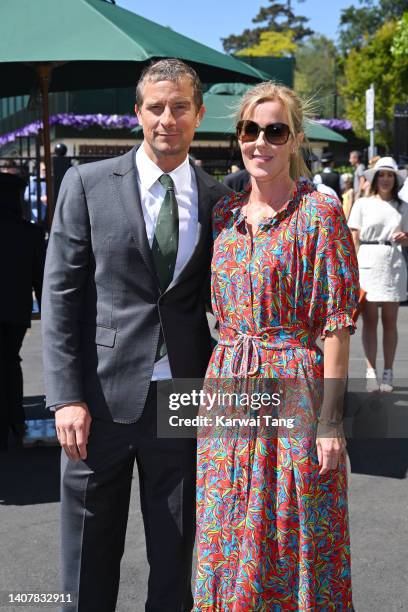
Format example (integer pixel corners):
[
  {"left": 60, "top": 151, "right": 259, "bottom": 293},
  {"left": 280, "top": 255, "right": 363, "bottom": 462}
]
[
  {"left": 348, "top": 157, "right": 408, "bottom": 392},
  {"left": 194, "top": 82, "right": 359, "bottom": 610},
  {"left": 341, "top": 172, "right": 354, "bottom": 220}
]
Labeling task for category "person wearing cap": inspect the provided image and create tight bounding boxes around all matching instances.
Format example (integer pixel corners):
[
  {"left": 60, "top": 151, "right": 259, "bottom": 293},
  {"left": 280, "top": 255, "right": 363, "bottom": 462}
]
[
  {"left": 313, "top": 152, "right": 342, "bottom": 199},
  {"left": 348, "top": 157, "right": 408, "bottom": 392}
]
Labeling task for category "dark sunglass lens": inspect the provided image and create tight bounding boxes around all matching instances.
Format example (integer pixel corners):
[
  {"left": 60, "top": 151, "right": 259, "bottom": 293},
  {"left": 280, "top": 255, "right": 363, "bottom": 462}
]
[
  {"left": 265, "top": 123, "right": 289, "bottom": 144},
  {"left": 240, "top": 121, "right": 259, "bottom": 141}
]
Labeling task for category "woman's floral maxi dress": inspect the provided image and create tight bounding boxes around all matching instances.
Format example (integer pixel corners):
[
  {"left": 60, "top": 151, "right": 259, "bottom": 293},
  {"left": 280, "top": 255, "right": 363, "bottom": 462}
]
[{"left": 194, "top": 180, "right": 359, "bottom": 611}]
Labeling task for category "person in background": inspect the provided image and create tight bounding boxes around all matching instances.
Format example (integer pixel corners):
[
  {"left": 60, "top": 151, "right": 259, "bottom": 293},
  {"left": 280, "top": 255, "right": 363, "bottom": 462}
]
[
  {"left": 349, "top": 150, "right": 366, "bottom": 201},
  {"left": 399, "top": 175, "right": 408, "bottom": 203},
  {"left": 0, "top": 173, "right": 45, "bottom": 451},
  {"left": 361, "top": 155, "right": 381, "bottom": 196},
  {"left": 223, "top": 163, "right": 250, "bottom": 192},
  {"left": 348, "top": 157, "right": 408, "bottom": 392},
  {"left": 1, "top": 159, "right": 21, "bottom": 175},
  {"left": 341, "top": 172, "right": 354, "bottom": 220},
  {"left": 24, "top": 161, "right": 47, "bottom": 223},
  {"left": 313, "top": 151, "right": 342, "bottom": 199}
]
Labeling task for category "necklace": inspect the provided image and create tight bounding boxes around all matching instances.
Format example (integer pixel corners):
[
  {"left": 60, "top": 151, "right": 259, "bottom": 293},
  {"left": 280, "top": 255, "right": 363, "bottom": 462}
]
[{"left": 242, "top": 182, "right": 295, "bottom": 223}]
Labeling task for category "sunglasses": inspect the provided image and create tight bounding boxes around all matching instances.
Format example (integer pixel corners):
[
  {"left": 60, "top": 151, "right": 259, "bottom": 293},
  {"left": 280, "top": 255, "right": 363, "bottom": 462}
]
[{"left": 236, "top": 120, "right": 291, "bottom": 145}]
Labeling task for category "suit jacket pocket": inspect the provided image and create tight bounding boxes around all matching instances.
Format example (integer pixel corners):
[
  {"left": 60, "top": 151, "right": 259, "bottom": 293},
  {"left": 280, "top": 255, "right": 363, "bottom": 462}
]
[{"left": 95, "top": 325, "right": 116, "bottom": 347}]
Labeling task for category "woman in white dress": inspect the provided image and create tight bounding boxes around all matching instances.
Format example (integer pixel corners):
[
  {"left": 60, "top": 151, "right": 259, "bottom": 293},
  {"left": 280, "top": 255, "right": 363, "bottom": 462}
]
[{"left": 348, "top": 157, "right": 408, "bottom": 391}]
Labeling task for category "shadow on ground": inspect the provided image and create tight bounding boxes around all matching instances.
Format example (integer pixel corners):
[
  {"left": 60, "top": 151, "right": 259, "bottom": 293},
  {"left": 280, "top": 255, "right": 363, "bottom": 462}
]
[
  {"left": 344, "top": 383, "right": 408, "bottom": 479},
  {"left": 0, "top": 447, "right": 60, "bottom": 506},
  {"left": 348, "top": 438, "right": 408, "bottom": 479}
]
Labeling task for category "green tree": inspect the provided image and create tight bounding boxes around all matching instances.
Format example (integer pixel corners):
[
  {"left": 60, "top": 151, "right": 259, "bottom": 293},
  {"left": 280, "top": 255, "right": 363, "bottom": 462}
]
[
  {"left": 341, "top": 20, "right": 408, "bottom": 147},
  {"left": 221, "top": 1, "right": 313, "bottom": 55},
  {"left": 235, "top": 30, "right": 297, "bottom": 58},
  {"left": 339, "top": 0, "right": 408, "bottom": 54},
  {"left": 294, "top": 35, "right": 341, "bottom": 118},
  {"left": 391, "top": 12, "right": 408, "bottom": 58}
]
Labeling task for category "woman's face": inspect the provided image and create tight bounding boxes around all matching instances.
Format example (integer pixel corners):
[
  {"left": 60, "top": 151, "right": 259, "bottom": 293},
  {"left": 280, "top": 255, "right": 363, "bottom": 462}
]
[
  {"left": 238, "top": 100, "right": 295, "bottom": 183},
  {"left": 376, "top": 170, "right": 395, "bottom": 196}
]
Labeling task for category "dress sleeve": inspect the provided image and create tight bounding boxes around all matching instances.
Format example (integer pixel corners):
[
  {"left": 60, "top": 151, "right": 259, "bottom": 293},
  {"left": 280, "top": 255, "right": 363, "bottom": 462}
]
[
  {"left": 310, "top": 200, "right": 360, "bottom": 338},
  {"left": 347, "top": 197, "right": 362, "bottom": 230}
]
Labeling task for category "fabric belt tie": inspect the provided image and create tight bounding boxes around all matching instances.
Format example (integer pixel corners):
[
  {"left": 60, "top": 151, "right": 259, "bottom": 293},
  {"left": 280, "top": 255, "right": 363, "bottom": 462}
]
[
  {"left": 360, "top": 240, "right": 392, "bottom": 246},
  {"left": 218, "top": 326, "right": 314, "bottom": 378}
]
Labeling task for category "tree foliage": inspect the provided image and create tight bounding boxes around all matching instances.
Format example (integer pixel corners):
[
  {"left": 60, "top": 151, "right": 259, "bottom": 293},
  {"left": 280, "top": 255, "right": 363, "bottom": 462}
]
[
  {"left": 339, "top": 0, "right": 408, "bottom": 54},
  {"left": 294, "top": 36, "right": 341, "bottom": 119},
  {"left": 235, "top": 30, "right": 297, "bottom": 58},
  {"left": 341, "top": 20, "right": 408, "bottom": 148},
  {"left": 222, "top": 1, "right": 313, "bottom": 55},
  {"left": 391, "top": 12, "right": 408, "bottom": 58}
]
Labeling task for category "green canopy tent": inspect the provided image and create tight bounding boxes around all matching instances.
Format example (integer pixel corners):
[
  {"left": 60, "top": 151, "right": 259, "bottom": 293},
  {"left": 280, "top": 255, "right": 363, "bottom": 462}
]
[
  {"left": 0, "top": 0, "right": 266, "bottom": 224},
  {"left": 195, "top": 93, "right": 348, "bottom": 143},
  {"left": 133, "top": 83, "right": 348, "bottom": 142}
]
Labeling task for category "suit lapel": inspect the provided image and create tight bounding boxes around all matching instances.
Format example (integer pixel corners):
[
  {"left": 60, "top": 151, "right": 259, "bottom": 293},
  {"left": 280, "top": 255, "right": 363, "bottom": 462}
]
[
  {"left": 110, "top": 146, "right": 158, "bottom": 283},
  {"left": 110, "top": 149, "right": 216, "bottom": 292}
]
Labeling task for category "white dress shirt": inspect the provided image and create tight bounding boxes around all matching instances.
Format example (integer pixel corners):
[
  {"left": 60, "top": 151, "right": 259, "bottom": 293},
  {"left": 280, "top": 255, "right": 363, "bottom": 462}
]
[{"left": 135, "top": 144, "right": 199, "bottom": 380}]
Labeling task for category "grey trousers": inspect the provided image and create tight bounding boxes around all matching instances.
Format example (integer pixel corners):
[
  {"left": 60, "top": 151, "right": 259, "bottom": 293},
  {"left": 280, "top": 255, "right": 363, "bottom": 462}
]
[{"left": 60, "top": 383, "right": 196, "bottom": 612}]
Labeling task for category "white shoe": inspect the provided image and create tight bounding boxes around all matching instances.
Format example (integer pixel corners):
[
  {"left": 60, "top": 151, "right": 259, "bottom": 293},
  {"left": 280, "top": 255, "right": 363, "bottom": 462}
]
[
  {"left": 366, "top": 368, "right": 379, "bottom": 392},
  {"left": 380, "top": 369, "right": 393, "bottom": 392}
]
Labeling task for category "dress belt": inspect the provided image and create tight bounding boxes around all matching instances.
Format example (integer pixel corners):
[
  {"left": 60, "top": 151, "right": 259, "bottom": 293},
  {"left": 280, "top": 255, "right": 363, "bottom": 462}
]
[
  {"left": 218, "top": 326, "right": 314, "bottom": 378},
  {"left": 360, "top": 240, "right": 393, "bottom": 246}
]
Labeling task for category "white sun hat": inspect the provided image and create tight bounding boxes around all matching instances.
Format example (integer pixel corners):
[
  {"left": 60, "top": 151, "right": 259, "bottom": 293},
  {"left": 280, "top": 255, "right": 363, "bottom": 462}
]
[{"left": 364, "top": 156, "right": 405, "bottom": 188}]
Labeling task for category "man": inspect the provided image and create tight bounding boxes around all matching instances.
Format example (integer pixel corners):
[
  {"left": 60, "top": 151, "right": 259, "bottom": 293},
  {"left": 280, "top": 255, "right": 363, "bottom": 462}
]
[
  {"left": 313, "top": 151, "right": 342, "bottom": 199},
  {"left": 0, "top": 173, "right": 45, "bottom": 450},
  {"left": 42, "top": 59, "right": 230, "bottom": 612},
  {"left": 349, "top": 150, "right": 366, "bottom": 201},
  {"left": 24, "top": 161, "right": 47, "bottom": 223}
]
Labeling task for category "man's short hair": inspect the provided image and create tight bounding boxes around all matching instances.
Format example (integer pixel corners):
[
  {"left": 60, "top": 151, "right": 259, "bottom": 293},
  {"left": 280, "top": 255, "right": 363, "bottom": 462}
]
[
  {"left": 135, "top": 58, "right": 203, "bottom": 111},
  {"left": 350, "top": 150, "right": 362, "bottom": 162}
]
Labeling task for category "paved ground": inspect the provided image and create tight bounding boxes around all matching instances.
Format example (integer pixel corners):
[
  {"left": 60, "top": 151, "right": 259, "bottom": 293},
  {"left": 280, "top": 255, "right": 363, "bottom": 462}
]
[{"left": 0, "top": 308, "right": 407, "bottom": 611}]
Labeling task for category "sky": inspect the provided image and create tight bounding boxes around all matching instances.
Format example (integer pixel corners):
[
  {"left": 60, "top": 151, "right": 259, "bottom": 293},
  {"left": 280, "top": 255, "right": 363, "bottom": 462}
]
[{"left": 116, "top": 0, "right": 354, "bottom": 51}]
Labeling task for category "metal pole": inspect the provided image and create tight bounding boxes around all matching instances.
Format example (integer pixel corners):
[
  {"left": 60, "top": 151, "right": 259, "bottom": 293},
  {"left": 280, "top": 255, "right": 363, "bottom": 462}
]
[
  {"left": 36, "top": 64, "right": 54, "bottom": 231},
  {"left": 369, "top": 83, "right": 375, "bottom": 160},
  {"left": 370, "top": 125, "right": 375, "bottom": 161}
]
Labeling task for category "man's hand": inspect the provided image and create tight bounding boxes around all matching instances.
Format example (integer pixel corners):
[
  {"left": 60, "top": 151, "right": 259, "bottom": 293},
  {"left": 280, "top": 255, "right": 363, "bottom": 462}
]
[
  {"left": 316, "top": 435, "right": 346, "bottom": 476},
  {"left": 55, "top": 403, "right": 92, "bottom": 461}
]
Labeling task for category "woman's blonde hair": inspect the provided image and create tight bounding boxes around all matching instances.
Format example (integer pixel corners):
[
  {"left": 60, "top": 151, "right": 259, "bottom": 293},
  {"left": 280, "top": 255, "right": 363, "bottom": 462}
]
[{"left": 237, "top": 81, "right": 312, "bottom": 180}]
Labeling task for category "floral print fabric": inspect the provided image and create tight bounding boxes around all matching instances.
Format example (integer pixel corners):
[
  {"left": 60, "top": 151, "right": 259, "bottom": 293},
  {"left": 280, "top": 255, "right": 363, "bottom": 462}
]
[{"left": 194, "top": 180, "right": 359, "bottom": 611}]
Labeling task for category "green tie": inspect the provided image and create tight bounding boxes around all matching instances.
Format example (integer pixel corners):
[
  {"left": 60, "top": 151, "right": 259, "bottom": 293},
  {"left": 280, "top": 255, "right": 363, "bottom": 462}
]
[
  {"left": 152, "top": 174, "right": 179, "bottom": 291},
  {"left": 152, "top": 174, "right": 179, "bottom": 360}
]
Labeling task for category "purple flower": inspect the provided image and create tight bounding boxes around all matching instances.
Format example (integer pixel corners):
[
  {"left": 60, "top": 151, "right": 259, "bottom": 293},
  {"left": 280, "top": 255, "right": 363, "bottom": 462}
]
[{"left": 0, "top": 114, "right": 139, "bottom": 147}]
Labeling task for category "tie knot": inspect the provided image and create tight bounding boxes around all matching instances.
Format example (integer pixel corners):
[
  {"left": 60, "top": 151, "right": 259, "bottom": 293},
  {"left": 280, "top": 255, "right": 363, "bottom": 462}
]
[{"left": 159, "top": 174, "right": 174, "bottom": 191}]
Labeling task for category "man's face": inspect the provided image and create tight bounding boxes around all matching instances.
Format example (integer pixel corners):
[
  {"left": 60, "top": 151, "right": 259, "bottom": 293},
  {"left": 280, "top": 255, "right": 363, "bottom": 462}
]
[
  {"left": 135, "top": 78, "right": 205, "bottom": 171},
  {"left": 349, "top": 153, "right": 358, "bottom": 166}
]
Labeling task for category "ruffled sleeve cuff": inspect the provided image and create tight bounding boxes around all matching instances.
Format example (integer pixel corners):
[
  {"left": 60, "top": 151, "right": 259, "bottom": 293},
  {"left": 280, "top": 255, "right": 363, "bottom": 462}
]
[{"left": 321, "top": 311, "right": 356, "bottom": 339}]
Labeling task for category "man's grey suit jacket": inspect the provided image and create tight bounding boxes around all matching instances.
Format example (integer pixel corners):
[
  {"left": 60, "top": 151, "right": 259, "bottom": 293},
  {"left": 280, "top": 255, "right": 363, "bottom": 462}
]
[{"left": 42, "top": 146, "right": 230, "bottom": 423}]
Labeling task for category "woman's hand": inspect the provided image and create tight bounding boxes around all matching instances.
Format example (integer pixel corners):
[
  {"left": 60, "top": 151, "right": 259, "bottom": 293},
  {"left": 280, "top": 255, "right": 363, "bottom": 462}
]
[
  {"left": 391, "top": 231, "right": 408, "bottom": 246},
  {"left": 316, "top": 434, "right": 346, "bottom": 475},
  {"left": 319, "top": 327, "right": 350, "bottom": 475}
]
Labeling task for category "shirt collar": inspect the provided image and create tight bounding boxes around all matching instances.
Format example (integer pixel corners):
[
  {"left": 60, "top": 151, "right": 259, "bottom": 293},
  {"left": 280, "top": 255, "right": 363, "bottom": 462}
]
[{"left": 136, "top": 144, "right": 191, "bottom": 193}]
